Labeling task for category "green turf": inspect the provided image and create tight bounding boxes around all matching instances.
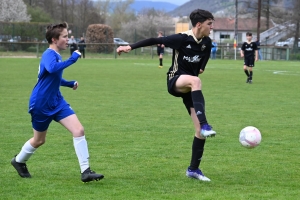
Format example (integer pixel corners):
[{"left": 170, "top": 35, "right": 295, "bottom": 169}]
[{"left": 0, "top": 58, "right": 299, "bottom": 200}]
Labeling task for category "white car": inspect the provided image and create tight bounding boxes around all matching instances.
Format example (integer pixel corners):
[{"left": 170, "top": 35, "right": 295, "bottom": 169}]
[
  {"left": 114, "top": 38, "right": 129, "bottom": 45},
  {"left": 275, "top": 37, "right": 300, "bottom": 48}
]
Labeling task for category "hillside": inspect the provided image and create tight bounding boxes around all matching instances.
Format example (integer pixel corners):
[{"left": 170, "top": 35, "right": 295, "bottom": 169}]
[
  {"left": 130, "top": 1, "right": 178, "bottom": 12},
  {"left": 108, "top": 1, "right": 178, "bottom": 13},
  {"left": 169, "top": 0, "right": 293, "bottom": 17},
  {"left": 169, "top": 0, "right": 235, "bottom": 16}
]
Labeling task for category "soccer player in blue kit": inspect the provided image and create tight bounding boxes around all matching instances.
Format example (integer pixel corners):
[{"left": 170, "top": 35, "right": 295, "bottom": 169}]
[
  {"left": 11, "top": 22, "right": 104, "bottom": 182},
  {"left": 117, "top": 9, "right": 216, "bottom": 181}
]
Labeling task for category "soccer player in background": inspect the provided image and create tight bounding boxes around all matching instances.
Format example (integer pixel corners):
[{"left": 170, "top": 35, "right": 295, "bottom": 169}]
[
  {"left": 11, "top": 22, "right": 104, "bottom": 183},
  {"left": 211, "top": 39, "right": 218, "bottom": 59},
  {"left": 157, "top": 31, "right": 165, "bottom": 68},
  {"left": 240, "top": 32, "right": 258, "bottom": 83},
  {"left": 117, "top": 9, "right": 216, "bottom": 181}
]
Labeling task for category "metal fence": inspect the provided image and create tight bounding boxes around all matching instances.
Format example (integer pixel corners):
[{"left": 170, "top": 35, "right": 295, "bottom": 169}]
[
  {"left": 216, "top": 45, "right": 292, "bottom": 61},
  {"left": 0, "top": 42, "right": 298, "bottom": 61}
]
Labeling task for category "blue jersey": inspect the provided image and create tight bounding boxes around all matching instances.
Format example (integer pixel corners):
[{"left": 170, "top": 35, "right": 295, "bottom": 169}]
[{"left": 29, "top": 48, "right": 80, "bottom": 115}]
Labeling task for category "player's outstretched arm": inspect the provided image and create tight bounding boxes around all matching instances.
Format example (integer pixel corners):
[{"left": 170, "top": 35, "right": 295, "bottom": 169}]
[{"left": 117, "top": 37, "right": 164, "bottom": 56}]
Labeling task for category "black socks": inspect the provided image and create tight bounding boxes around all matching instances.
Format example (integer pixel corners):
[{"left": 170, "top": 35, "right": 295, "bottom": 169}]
[
  {"left": 189, "top": 137, "right": 206, "bottom": 170},
  {"left": 244, "top": 69, "right": 250, "bottom": 77},
  {"left": 159, "top": 58, "right": 163, "bottom": 66},
  {"left": 191, "top": 90, "right": 207, "bottom": 126}
]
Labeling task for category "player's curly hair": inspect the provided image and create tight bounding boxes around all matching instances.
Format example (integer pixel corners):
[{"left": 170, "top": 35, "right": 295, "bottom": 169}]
[
  {"left": 45, "top": 22, "right": 68, "bottom": 44},
  {"left": 190, "top": 9, "right": 214, "bottom": 27}
]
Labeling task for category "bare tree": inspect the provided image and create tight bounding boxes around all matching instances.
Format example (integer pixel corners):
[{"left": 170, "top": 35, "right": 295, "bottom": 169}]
[
  {"left": 106, "top": 0, "right": 135, "bottom": 36},
  {"left": 0, "top": 0, "right": 31, "bottom": 22},
  {"left": 119, "top": 9, "right": 173, "bottom": 43},
  {"left": 291, "top": 0, "right": 300, "bottom": 52},
  {"left": 94, "top": 0, "right": 110, "bottom": 24}
]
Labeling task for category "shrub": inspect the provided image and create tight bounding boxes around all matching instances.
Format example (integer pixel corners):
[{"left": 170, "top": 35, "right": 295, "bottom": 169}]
[{"left": 85, "top": 24, "right": 114, "bottom": 53}]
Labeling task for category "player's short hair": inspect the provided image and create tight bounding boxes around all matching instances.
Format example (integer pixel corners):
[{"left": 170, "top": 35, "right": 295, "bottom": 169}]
[
  {"left": 189, "top": 9, "right": 214, "bottom": 27},
  {"left": 246, "top": 32, "right": 252, "bottom": 36},
  {"left": 45, "top": 22, "right": 68, "bottom": 44}
]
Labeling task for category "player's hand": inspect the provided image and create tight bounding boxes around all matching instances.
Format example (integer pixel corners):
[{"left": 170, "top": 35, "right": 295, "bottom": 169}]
[
  {"left": 255, "top": 57, "right": 258, "bottom": 61},
  {"left": 161, "top": 44, "right": 165, "bottom": 48},
  {"left": 241, "top": 54, "right": 244, "bottom": 58},
  {"left": 117, "top": 45, "right": 132, "bottom": 55},
  {"left": 73, "top": 81, "right": 78, "bottom": 90},
  {"left": 199, "top": 69, "right": 204, "bottom": 74}
]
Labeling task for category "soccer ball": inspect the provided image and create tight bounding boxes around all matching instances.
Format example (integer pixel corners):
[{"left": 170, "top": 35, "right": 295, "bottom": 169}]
[{"left": 239, "top": 126, "right": 262, "bottom": 148}]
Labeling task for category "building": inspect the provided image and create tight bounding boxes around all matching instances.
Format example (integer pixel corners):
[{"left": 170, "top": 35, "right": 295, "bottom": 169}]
[{"left": 211, "top": 17, "right": 272, "bottom": 43}]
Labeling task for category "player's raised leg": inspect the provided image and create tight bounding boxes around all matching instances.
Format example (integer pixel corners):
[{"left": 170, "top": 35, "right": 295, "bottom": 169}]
[
  {"left": 175, "top": 75, "right": 216, "bottom": 137},
  {"left": 59, "top": 114, "right": 104, "bottom": 182}
]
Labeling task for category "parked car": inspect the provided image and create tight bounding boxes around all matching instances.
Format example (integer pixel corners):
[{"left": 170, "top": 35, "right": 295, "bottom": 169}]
[
  {"left": 275, "top": 37, "right": 300, "bottom": 48},
  {"left": 8, "top": 36, "right": 21, "bottom": 42},
  {"left": 114, "top": 38, "right": 129, "bottom": 45}
]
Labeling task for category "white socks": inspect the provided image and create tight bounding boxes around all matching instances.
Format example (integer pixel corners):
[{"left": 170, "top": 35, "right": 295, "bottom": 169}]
[
  {"left": 73, "top": 136, "right": 90, "bottom": 173},
  {"left": 16, "top": 140, "right": 36, "bottom": 163},
  {"left": 15, "top": 136, "right": 90, "bottom": 173}
]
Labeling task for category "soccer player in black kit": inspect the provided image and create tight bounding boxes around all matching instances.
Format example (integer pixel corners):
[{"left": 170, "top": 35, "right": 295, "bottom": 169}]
[
  {"left": 117, "top": 9, "right": 216, "bottom": 181},
  {"left": 241, "top": 32, "right": 258, "bottom": 83},
  {"left": 157, "top": 31, "right": 165, "bottom": 68}
]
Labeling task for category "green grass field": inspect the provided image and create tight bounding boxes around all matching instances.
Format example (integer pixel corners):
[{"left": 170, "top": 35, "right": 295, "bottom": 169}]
[{"left": 0, "top": 57, "right": 299, "bottom": 200}]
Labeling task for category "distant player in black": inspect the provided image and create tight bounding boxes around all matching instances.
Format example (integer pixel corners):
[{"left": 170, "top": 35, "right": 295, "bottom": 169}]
[
  {"left": 241, "top": 32, "right": 258, "bottom": 83},
  {"left": 117, "top": 9, "right": 216, "bottom": 181},
  {"left": 157, "top": 31, "right": 165, "bottom": 68}
]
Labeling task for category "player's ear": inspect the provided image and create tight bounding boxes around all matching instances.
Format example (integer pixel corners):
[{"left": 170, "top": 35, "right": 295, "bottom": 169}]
[{"left": 196, "top": 22, "right": 202, "bottom": 28}]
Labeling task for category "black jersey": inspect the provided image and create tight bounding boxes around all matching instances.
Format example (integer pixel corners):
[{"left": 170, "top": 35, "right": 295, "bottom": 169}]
[
  {"left": 241, "top": 42, "right": 257, "bottom": 58},
  {"left": 161, "top": 30, "right": 211, "bottom": 80},
  {"left": 130, "top": 30, "right": 211, "bottom": 78},
  {"left": 157, "top": 36, "right": 164, "bottom": 51}
]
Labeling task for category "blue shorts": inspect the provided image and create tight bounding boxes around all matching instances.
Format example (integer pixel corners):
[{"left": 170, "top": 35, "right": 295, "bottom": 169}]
[{"left": 30, "top": 104, "right": 75, "bottom": 132}]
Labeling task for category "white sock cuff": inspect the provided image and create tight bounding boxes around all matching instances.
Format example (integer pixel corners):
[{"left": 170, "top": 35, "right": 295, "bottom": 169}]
[
  {"left": 15, "top": 140, "right": 36, "bottom": 163},
  {"left": 24, "top": 140, "right": 37, "bottom": 152},
  {"left": 73, "top": 135, "right": 86, "bottom": 142}
]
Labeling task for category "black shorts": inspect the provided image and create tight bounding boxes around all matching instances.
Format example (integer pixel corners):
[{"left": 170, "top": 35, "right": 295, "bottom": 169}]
[
  {"left": 244, "top": 56, "right": 255, "bottom": 67},
  {"left": 167, "top": 75, "right": 193, "bottom": 115},
  {"left": 157, "top": 49, "right": 164, "bottom": 56}
]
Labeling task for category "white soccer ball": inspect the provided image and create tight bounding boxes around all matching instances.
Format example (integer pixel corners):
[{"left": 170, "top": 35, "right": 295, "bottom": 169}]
[{"left": 239, "top": 126, "right": 262, "bottom": 148}]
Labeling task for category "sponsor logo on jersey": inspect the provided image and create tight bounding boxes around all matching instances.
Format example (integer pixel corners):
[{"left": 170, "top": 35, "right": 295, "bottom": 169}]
[
  {"left": 183, "top": 55, "right": 201, "bottom": 63},
  {"left": 186, "top": 44, "right": 191, "bottom": 49}
]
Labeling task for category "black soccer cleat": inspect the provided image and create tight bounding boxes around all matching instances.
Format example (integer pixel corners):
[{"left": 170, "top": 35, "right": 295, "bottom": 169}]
[
  {"left": 81, "top": 167, "right": 104, "bottom": 183},
  {"left": 11, "top": 157, "right": 31, "bottom": 178}
]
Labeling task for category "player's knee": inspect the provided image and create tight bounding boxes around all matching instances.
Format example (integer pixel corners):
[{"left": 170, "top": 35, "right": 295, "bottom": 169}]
[
  {"left": 72, "top": 126, "right": 85, "bottom": 137},
  {"left": 32, "top": 138, "right": 46, "bottom": 148},
  {"left": 190, "top": 77, "right": 201, "bottom": 89}
]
